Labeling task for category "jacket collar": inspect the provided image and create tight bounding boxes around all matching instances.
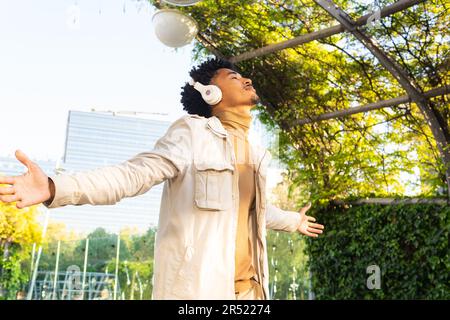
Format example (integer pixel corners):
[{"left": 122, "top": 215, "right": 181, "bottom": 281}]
[{"left": 206, "top": 116, "right": 228, "bottom": 138}]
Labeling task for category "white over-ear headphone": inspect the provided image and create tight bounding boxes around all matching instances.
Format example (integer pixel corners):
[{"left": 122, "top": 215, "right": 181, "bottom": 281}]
[{"left": 189, "top": 78, "right": 222, "bottom": 106}]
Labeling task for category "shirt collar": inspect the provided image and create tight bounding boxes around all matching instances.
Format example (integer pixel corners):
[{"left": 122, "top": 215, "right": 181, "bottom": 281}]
[{"left": 206, "top": 116, "right": 228, "bottom": 138}]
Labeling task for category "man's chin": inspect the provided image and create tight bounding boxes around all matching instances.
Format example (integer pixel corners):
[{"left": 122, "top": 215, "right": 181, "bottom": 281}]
[{"left": 251, "top": 95, "right": 261, "bottom": 105}]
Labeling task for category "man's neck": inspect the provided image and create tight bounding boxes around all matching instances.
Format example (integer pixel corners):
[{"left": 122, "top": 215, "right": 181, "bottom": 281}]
[
  {"left": 212, "top": 104, "right": 253, "bottom": 117},
  {"left": 211, "top": 106, "right": 253, "bottom": 135}
]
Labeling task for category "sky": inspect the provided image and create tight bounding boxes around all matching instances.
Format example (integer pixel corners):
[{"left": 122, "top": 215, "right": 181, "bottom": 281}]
[{"left": 0, "top": 0, "right": 195, "bottom": 161}]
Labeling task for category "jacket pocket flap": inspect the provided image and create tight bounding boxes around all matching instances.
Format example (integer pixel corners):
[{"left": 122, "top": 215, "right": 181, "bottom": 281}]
[{"left": 194, "top": 161, "right": 234, "bottom": 172}]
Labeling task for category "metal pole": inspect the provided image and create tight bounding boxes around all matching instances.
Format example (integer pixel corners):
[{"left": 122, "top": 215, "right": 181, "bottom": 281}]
[
  {"left": 30, "top": 243, "right": 36, "bottom": 275},
  {"left": 81, "top": 238, "right": 89, "bottom": 300},
  {"left": 26, "top": 208, "right": 50, "bottom": 300},
  {"left": 51, "top": 240, "right": 61, "bottom": 300},
  {"left": 129, "top": 271, "right": 136, "bottom": 301},
  {"left": 136, "top": 271, "right": 143, "bottom": 300},
  {"left": 113, "top": 233, "right": 121, "bottom": 300}
]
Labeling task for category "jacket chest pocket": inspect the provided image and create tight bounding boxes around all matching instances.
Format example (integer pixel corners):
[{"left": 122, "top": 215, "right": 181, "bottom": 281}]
[{"left": 194, "top": 162, "right": 234, "bottom": 211}]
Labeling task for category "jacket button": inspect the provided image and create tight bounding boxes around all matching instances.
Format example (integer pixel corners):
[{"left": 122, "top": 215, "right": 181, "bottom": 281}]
[{"left": 185, "top": 247, "right": 194, "bottom": 261}]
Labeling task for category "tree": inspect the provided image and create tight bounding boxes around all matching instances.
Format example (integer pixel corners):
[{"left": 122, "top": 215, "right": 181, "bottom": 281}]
[{"left": 0, "top": 178, "right": 43, "bottom": 299}]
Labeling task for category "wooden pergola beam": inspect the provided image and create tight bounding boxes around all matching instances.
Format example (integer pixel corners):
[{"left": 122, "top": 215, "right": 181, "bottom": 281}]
[
  {"left": 196, "top": 33, "right": 228, "bottom": 60},
  {"left": 229, "top": 0, "right": 425, "bottom": 63},
  {"left": 294, "top": 85, "right": 450, "bottom": 125}
]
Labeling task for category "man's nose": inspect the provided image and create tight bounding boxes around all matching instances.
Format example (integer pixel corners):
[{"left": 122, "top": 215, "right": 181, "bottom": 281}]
[{"left": 243, "top": 78, "right": 252, "bottom": 86}]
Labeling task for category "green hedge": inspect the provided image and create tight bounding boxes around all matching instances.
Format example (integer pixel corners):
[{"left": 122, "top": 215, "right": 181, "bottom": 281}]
[{"left": 306, "top": 201, "right": 449, "bottom": 299}]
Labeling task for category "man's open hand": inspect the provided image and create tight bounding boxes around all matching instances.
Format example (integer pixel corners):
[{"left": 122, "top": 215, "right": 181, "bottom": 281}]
[
  {"left": 0, "top": 150, "right": 52, "bottom": 209},
  {"left": 297, "top": 202, "right": 324, "bottom": 238}
]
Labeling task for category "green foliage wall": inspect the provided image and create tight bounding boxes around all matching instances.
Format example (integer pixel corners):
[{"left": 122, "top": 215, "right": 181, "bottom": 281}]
[{"left": 306, "top": 202, "right": 449, "bottom": 299}]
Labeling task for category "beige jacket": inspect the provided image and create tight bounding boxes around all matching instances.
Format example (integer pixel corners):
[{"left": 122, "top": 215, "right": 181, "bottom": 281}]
[{"left": 45, "top": 114, "right": 302, "bottom": 300}]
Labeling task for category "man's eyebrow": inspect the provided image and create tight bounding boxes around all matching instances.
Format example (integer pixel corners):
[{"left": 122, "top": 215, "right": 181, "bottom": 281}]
[{"left": 227, "top": 71, "right": 240, "bottom": 76}]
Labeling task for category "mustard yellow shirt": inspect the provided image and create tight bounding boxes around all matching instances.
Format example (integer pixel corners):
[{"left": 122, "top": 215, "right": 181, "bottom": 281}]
[{"left": 212, "top": 109, "right": 256, "bottom": 294}]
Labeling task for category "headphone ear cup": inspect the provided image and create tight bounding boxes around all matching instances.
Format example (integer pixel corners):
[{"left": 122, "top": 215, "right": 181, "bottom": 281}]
[
  {"left": 201, "top": 85, "right": 222, "bottom": 105},
  {"left": 190, "top": 80, "right": 222, "bottom": 106}
]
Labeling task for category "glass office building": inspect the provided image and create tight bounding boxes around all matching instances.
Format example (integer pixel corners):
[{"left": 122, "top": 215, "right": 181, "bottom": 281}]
[{"left": 55, "top": 110, "right": 172, "bottom": 234}]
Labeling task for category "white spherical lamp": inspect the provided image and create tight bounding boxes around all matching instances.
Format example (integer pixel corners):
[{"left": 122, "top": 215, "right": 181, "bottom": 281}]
[
  {"left": 161, "top": 0, "right": 202, "bottom": 6},
  {"left": 152, "top": 9, "right": 199, "bottom": 48}
]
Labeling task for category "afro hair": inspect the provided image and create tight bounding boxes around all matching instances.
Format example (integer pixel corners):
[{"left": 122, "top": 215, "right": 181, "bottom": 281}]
[{"left": 180, "top": 58, "right": 236, "bottom": 118}]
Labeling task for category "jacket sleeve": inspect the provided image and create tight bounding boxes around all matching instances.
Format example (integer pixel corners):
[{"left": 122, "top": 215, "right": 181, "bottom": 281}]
[
  {"left": 44, "top": 117, "right": 192, "bottom": 208},
  {"left": 265, "top": 203, "right": 302, "bottom": 232}
]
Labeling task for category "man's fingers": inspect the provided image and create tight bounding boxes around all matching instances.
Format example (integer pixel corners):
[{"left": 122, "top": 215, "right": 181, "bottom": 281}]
[
  {"left": 15, "top": 149, "right": 33, "bottom": 169},
  {"left": 0, "top": 194, "right": 21, "bottom": 203},
  {"left": 307, "top": 227, "right": 323, "bottom": 234},
  {"left": 305, "top": 231, "right": 319, "bottom": 238},
  {"left": 309, "top": 223, "right": 324, "bottom": 230},
  {"left": 0, "top": 186, "right": 15, "bottom": 195},
  {"left": 299, "top": 202, "right": 312, "bottom": 213},
  {"left": 0, "top": 175, "right": 15, "bottom": 185},
  {"left": 16, "top": 201, "right": 26, "bottom": 209},
  {"left": 307, "top": 216, "right": 316, "bottom": 222}
]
